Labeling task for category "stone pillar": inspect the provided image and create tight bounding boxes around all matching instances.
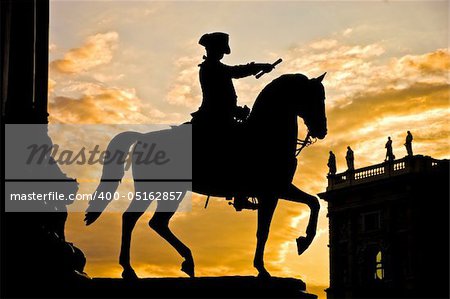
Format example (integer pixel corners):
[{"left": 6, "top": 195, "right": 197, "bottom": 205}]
[
  {"left": 2, "top": 0, "right": 49, "bottom": 124},
  {"left": 35, "top": 0, "right": 50, "bottom": 124}
]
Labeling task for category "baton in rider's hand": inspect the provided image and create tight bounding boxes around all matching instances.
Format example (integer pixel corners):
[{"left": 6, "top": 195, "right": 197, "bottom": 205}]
[{"left": 255, "top": 58, "right": 283, "bottom": 79}]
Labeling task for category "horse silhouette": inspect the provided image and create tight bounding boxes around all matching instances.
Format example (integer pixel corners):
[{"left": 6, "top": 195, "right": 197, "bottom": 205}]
[{"left": 84, "top": 73, "right": 327, "bottom": 279}]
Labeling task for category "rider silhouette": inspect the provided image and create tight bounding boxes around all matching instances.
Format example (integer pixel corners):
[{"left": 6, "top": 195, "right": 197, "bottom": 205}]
[
  {"left": 192, "top": 32, "right": 273, "bottom": 126},
  {"left": 192, "top": 32, "right": 274, "bottom": 211}
]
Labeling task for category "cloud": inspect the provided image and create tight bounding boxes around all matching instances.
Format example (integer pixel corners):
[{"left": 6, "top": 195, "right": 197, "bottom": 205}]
[
  {"left": 48, "top": 78, "right": 56, "bottom": 95},
  {"left": 324, "top": 48, "right": 448, "bottom": 142},
  {"left": 51, "top": 32, "right": 119, "bottom": 74},
  {"left": 166, "top": 56, "right": 202, "bottom": 109},
  {"left": 397, "top": 49, "right": 450, "bottom": 75},
  {"left": 280, "top": 39, "right": 449, "bottom": 147},
  {"left": 282, "top": 39, "right": 448, "bottom": 102},
  {"left": 342, "top": 28, "right": 353, "bottom": 37},
  {"left": 49, "top": 32, "right": 183, "bottom": 124},
  {"left": 281, "top": 40, "right": 386, "bottom": 103},
  {"left": 49, "top": 84, "right": 150, "bottom": 124},
  {"left": 48, "top": 81, "right": 185, "bottom": 124},
  {"left": 309, "top": 39, "right": 339, "bottom": 50}
]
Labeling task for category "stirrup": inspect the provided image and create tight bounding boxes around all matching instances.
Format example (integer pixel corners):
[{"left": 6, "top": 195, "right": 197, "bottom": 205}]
[{"left": 231, "top": 196, "right": 258, "bottom": 212}]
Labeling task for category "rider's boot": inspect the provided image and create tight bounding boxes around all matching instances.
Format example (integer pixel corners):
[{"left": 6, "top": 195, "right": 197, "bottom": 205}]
[{"left": 233, "top": 195, "right": 258, "bottom": 211}]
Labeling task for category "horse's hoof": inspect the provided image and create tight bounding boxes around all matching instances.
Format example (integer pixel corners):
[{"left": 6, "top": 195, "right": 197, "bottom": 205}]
[
  {"left": 296, "top": 236, "right": 311, "bottom": 255},
  {"left": 181, "top": 259, "right": 195, "bottom": 278},
  {"left": 256, "top": 268, "right": 271, "bottom": 279},
  {"left": 122, "top": 268, "right": 139, "bottom": 280},
  {"left": 254, "top": 262, "right": 271, "bottom": 279}
]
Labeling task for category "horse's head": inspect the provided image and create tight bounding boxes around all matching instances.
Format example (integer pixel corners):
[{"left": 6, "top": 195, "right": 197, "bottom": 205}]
[
  {"left": 249, "top": 72, "right": 327, "bottom": 141},
  {"left": 297, "top": 73, "right": 327, "bottom": 140}
]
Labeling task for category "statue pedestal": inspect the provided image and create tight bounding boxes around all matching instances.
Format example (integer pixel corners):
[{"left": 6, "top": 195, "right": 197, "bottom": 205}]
[
  {"left": 88, "top": 276, "right": 317, "bottom": 298},
  {"left": 11, "top": 276, "right": 317, "bottom": 298}
]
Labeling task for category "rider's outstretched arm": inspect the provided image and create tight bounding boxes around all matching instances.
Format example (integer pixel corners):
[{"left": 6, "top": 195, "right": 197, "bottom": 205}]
[{"left": 228, "top": 62, "right": 274, "bottom": 79}]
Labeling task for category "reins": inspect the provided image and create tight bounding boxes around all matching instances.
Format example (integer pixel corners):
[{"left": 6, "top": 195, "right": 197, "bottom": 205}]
[{"left": 296, "top": 132, "right": 317, "bottom": 156}]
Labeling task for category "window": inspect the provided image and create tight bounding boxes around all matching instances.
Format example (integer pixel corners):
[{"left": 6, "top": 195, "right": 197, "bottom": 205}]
[{"left": 374, "top": 250, "right": 384, "bottom": 280}]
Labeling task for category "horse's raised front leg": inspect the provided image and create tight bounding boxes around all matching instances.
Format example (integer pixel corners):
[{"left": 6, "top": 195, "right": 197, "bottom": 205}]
[
  {"left": 254, "top": 196, "right": 278, "bottom": 278},
  {"left": 281, "top": 184, "right": 320, "bottom": 255},
  {"left": 149, "top": 199, "right": 194, "bottom": 277}
]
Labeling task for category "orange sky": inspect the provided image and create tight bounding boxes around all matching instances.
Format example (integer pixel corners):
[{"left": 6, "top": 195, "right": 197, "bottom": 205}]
[{"left": 48, "top": 2, "right": 449, "bottom": 298}]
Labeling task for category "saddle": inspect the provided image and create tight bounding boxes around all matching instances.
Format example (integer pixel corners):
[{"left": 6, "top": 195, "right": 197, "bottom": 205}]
[
  {"left": 190, "top": 106, "right": 257, "bottom": 207},
  {"left": 190, "top": 105, "right": 295, "bottom": 209}
]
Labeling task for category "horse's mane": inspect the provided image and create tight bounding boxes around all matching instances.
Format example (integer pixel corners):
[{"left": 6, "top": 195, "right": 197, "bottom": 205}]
[{"left": 248, "top": 73, "right": 309, "bottom": 123}]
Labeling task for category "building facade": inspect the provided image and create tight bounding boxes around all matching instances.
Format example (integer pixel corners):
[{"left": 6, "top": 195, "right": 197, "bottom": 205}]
[{"left": 319, "top": 155, "right": 449, "bottom": 298}]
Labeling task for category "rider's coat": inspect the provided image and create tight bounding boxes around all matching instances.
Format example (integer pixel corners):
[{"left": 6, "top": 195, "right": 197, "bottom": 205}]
[{"left": 194, "top": 58, "right": 261, "bottom": 126}]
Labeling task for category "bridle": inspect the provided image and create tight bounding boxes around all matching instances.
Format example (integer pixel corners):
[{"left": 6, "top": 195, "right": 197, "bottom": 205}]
[
  {"left": 295, "top": 101, "right": 319, "bottom": 157},
  {"left": 296, "top": 132, "right": 317, "bottom": 157}
]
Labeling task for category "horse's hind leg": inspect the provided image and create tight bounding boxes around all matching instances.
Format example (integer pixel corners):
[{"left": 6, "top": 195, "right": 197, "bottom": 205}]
[
  {"left": 149, "top": 207, "right": 194, "bottom": 277},
  {"left": 254, "top": 195, "right": 278, "bottom": 278},
  {"left": 119, "top": 184, "right": 151, "bottom": 279},
  {"left": 120, "top": 210, "right": 144, "bottom": 279}
]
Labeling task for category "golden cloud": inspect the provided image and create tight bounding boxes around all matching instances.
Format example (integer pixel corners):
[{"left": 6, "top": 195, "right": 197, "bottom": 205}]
[
  {"left": 48, "top": 32, "right": 184, "bottom": 124},
  {"left": 51, "top": 31, "right": 119, "bottom": 74},
  {"left": 49, "top": 86, "right": 150, "bottom": 124},
  {"left": 397, "top": 49, "right": 450, "bottom": 75}
]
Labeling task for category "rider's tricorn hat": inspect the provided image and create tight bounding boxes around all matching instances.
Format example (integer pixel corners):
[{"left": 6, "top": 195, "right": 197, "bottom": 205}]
[{"left": 199, "top": 32, "right": 231, "bottom": 54}]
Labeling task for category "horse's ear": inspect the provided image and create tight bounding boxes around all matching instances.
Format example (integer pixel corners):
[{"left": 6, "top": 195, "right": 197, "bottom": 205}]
[{"left": 315, "top": 72, "right": 327, "bottom": 82}]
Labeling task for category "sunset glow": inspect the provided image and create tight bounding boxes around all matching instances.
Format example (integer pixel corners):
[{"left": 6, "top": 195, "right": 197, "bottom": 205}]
[{"left": 48, "top": 1, "right": 449, "bottom": 298}]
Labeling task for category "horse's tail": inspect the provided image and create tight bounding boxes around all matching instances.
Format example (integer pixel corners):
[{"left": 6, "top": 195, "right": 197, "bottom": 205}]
[{"left": 84, "top": 131, "right": 142, "bottom": 226}]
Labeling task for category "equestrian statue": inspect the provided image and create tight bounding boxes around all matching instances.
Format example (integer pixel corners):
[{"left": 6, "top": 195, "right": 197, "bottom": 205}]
[{"left": 84, "top": 32, "right": 328, "bottom": 280}]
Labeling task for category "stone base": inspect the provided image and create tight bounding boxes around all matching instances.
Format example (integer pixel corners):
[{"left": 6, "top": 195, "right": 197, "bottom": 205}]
[{"left": 7, "top": 276, "right": 317, "bottom": 298}]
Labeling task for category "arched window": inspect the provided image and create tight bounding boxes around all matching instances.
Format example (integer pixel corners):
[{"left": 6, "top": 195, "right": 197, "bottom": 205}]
[{"left": 374, "top": 250, "right": 384, "bottom": 280}]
